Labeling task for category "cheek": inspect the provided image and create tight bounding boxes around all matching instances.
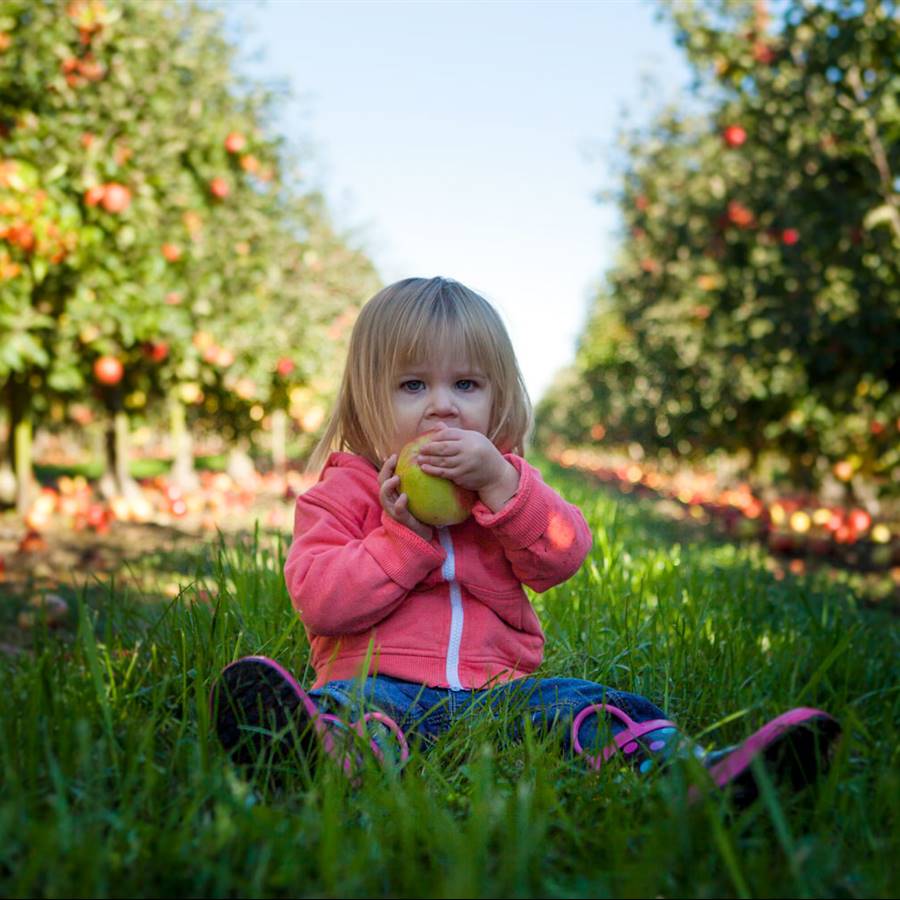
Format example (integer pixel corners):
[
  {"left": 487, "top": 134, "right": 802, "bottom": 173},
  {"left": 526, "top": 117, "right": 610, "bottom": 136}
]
[{"left": 474, "top": 394, "right": 493, "bottom": 422}]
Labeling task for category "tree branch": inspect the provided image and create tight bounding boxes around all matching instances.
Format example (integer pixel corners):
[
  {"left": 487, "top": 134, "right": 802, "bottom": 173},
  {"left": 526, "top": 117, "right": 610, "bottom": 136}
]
[{"left": 842, "top": 65, "right": 900, "bottom": 243}]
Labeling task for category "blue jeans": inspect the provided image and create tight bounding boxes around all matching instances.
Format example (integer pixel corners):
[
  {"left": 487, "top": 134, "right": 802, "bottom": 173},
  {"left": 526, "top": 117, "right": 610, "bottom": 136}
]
[{"left": 309, "top": 675, "right": 671, "bottom": 759}]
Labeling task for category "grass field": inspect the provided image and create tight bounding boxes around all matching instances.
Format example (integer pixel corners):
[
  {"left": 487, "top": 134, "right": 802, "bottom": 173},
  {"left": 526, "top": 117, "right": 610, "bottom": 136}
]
[{"left": 1, "top": 458, "right": 896, "bottom": 898}]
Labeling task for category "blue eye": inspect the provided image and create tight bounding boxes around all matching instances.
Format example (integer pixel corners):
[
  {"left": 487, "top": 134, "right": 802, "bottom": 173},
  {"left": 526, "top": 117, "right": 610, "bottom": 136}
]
[{"left": 399, "top": 378, "right": 480, "bottom": 393}]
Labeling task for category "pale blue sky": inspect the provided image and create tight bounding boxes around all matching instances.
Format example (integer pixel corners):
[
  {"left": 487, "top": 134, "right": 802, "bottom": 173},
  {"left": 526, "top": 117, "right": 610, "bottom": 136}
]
[{"left": 223, "top": 0, "right": 695, "bottom": 402}]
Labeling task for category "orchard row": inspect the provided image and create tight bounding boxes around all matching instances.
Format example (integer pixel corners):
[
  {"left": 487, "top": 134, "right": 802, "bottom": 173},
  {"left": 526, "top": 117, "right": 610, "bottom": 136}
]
[
  {"left": 0, "top": 0, "right": 380, "bottom": 511},
  {"left": 539, "top": 0, "right": 899, "bottom": 499}
]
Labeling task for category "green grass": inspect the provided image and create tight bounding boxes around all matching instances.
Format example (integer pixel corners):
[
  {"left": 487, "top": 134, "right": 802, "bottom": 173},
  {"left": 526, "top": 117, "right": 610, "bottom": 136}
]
[
  {"left": 33, "top": 453, "right": 230, "bottom": 483},
  {"left": 1, "top": 458, "right": 897, "bottom": 898}
]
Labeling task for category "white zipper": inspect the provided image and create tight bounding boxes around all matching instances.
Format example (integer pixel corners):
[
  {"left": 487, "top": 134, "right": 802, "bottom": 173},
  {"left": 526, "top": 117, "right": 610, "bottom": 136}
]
[{"left": 437, "top": 526, "right": 464, "bottom": 691}]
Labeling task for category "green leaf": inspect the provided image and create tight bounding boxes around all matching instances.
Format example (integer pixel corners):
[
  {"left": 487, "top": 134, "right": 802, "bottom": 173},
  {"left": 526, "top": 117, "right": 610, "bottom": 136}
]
[
  {"left": 45, "top": 162, "right": 67, "bottom": 182},
  {"left": 31, "top": 258, "right": 48, "bottom": 284},
  {"left": 3, "top": 332, "right": 50, "bottom": 370}
]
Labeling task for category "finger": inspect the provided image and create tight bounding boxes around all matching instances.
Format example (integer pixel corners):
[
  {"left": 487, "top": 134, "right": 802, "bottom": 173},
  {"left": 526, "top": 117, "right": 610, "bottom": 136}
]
[
  {"left": 426, "top": 451, "right": 461, "bottom": 466},
  {"left": 420, "top": 464, "right": 457, "bottom": 480},
  {"left": 419, "top": 444, "right": 460, "bottom": 463},
  {"left": 426, "top": 432, "right": 463, "bottom": 446}
]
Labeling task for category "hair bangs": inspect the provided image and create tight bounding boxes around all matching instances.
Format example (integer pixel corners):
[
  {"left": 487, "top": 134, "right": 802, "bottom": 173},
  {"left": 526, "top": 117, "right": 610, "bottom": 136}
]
[{"left": 393, "top": 300, "right": 493, "bottom": 376}]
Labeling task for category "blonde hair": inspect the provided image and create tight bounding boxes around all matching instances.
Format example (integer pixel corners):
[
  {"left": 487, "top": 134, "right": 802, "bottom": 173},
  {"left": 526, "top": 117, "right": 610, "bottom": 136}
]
[{"left": 306, "top": 276, "right": 533, "bottom": 474}]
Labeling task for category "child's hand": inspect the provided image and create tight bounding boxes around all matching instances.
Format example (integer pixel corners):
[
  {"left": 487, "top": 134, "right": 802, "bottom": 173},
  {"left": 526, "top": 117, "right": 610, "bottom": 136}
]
[
  {"left": 417, "top": 427, "right": 520, "bottom": 512},
  {"left": 378, "top": 454, "right": 434, "bottom": 542}
]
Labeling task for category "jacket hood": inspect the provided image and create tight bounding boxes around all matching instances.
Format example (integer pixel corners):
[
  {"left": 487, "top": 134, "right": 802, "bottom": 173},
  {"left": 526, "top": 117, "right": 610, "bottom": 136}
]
[{"left": 319, "top": 451, "right": 379, "bottom": 480}]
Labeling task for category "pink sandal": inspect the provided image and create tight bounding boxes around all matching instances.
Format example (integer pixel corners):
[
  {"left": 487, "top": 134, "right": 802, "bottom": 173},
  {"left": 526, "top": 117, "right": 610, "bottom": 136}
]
[
  {"left": 690, "top": 707, "right": 841, "bottom": 807},
  {"left": 210, "top": 656, "right": 409, "bottom": 777},
  {"left": 572, "top": 703, "right": 681, "bottom": 773}
]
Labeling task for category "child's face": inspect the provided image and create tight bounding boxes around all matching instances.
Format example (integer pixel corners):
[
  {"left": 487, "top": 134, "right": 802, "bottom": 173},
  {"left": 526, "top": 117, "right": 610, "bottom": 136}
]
[{"left": 390, "top": 352, "right": 493, "bottom": 454}]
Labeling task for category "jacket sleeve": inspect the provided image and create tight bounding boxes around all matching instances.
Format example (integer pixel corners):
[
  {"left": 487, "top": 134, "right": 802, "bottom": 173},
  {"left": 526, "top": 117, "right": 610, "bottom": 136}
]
[
  {"left": 471, "top": 454, "right": 593, "bottom": 593},
  {"left": 284, "top": 482, "right": 446, "bottom": 637}
]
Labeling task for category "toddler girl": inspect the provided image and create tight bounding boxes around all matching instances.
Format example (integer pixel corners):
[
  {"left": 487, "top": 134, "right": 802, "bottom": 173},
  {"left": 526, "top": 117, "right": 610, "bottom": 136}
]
[{"left": 211, "top": 276, "right": 840, "bottom": 806}]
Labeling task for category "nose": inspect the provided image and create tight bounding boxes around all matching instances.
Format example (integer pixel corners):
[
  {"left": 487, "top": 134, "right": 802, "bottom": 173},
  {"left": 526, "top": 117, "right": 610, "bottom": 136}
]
[{"left": 425, "top": 384, "right": 457, "bottom": 419}]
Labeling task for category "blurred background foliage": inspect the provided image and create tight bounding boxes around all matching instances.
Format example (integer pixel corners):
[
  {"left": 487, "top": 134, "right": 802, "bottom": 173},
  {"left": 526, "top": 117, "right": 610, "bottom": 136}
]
[
  {"left": 0, "top": 0, "right": 380, "bottom": 507},
  {"left": 1, "top": 0, "right": 897, "bottom": 513},
  {"left": 536, "top": 0, "right": 899, "bottom": 501}
]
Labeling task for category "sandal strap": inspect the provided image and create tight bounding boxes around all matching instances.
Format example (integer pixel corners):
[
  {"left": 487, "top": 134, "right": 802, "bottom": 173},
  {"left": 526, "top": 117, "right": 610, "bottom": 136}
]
[
  {"left": 355, "top": 711, "right": 411, "bottom": 763},
  {"left": 572, "top": 703, "right": 677, "bottom": 770},
  {"left": 317, "top": 711, "right": 410, "bottom": 775}
]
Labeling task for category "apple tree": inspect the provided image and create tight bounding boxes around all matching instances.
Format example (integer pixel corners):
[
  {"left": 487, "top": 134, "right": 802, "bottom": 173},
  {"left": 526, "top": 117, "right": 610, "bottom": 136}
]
[
  {"left": 546, "top": 0, "right": 899, "bottom": 500},
  {"left": 0, "top": 0, "right": 378, "bottom": 506}
]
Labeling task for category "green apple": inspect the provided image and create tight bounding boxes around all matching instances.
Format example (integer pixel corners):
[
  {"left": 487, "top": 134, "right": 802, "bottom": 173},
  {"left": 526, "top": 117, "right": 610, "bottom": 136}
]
[{"left": 395, "top": 431, "right": 477, "bottom": 527}]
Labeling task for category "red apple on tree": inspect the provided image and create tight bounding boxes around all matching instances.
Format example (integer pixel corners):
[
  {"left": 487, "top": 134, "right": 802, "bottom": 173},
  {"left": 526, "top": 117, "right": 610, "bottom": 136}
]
[
  {"left": 142, "top": 341, "right": 169, "bottom": 363},
  {"left": 833, "top": 460, "right": 854, "bottom": 481},
  {"left": 214, "top": 347, "right": 234, "bottom": 367},
  {"left": 78, "top": 55, "right": 104, "bottom": 81},
  {"left": 93, "top": 355, "right": 124, "bottom": 385},
  {"left": 6, "top": 223, "right": 35, "bottom": 252},
  {"left": 752, "top": 41, "right": 776, "bottom": 64},
  {"left": 161, "top": 242, "right": 182, "bottom": 262},
  {"left": 723, "top": 125, "right": 747, "bottom": 147},
  {"left": 224, "top": 131, "right": 246, "bottom": 153},
  {"left": 781, "top": 228, "right": 800, "bottom": 245},
  {"left": 276, "top": 357, "right": 295, "bottom": 377},
  {"left": 100, "top": 182, "right": 131, "bottom": 213},
  {"left": 84, "top": 184, "right": 106, "bottom": 206},
  {"left": 726, "top": 200, "right": 754, "bottom": 228},
  {"left": 209, "top": 177, "right": 230, "bottom": 199}
]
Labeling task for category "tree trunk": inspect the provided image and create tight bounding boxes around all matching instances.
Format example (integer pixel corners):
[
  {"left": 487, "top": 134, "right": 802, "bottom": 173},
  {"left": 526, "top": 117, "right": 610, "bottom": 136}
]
[
  {"left": 271, "top": 408, "right": 287, "bottom": 476},
  {"left": 98, "top": 408, "right": 141, "bottom": 500},
  {"left": 0, "top": 459, "right": 15, "bottom": 507},
  {"left": 168, "top": 396, "right": 198, "bottom": 492},
  {"left": 13, "top": 414, "right": 35, "bottom": 514},
  {"left": 226, "top": 435, "right": 256, "bottom": 487},
  {"left": 4, "top": 377, "right": 36, "bottom": 513},
  {"left": 0, "top": 382, "right": 17, "bottom": 506}
]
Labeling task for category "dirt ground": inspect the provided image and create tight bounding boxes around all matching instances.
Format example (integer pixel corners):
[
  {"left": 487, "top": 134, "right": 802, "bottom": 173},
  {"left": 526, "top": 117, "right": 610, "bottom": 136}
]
[{"left": 0, "top": 483, "right": 299, "bottom": 657}]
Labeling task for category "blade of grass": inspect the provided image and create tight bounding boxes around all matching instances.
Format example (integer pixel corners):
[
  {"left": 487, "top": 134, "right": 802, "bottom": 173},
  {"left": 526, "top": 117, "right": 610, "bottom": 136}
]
[
  {"left": 77, "top": 597, "right": 120, "bottom": 773},
  {"left": 705, "top": 800, "right": 752, "bottom": 899},
  {"left": 796, "top": 624, "right": 859, "bottom": 705}
]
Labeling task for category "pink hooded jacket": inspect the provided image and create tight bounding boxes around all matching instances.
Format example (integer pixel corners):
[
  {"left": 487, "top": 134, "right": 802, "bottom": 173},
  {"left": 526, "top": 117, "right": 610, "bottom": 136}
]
[{"left": 284, "top": 451, "right": 593, "bottom": 690}]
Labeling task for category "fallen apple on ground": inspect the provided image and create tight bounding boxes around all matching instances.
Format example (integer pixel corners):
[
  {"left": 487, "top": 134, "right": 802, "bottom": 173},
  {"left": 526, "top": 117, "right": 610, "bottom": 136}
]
[{"left": 395, "top": 432, "right": 477, "bottom": 527}]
